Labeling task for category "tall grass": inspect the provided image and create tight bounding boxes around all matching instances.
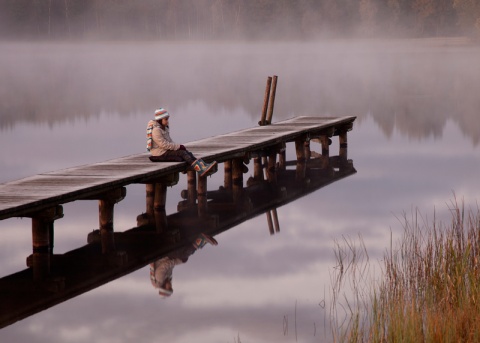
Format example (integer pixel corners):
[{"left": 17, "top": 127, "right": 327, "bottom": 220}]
[{"left": 331, "top": 198, "right": 480, "bottom": 342}]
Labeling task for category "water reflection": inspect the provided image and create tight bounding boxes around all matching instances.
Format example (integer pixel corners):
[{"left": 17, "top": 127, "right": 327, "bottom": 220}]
[
  {"left": 0, "top": 142, "right": 356, "bottom": 329},
  {"left": 150, "top": 233, "right": 218, "bottom": 298}
]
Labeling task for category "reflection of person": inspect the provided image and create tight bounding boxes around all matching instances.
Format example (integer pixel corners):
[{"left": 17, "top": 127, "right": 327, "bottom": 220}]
[
  {"left": 150, "top": 233, "right": 218, "bottom": 297},
  {"left": 147, "top": 108, "right": 217, "bottom": 177}
]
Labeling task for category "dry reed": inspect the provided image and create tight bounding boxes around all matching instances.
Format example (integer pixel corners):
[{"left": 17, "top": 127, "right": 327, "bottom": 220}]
[{"left": 331, "top": 198, "right": 480, "bottom": 342}]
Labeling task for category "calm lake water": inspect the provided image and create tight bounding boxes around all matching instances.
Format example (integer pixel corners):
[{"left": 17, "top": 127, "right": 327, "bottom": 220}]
[{"left": 0, "top": 39, "right": 479, "bottom": 343}]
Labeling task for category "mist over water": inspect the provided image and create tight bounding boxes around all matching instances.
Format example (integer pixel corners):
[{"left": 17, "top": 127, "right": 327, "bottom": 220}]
[
  {"left": 1, "top": 39, "right": 479, "bottom": 145},
  {"left": 0, "top": 39, "right": 479, "bottom": 342}
]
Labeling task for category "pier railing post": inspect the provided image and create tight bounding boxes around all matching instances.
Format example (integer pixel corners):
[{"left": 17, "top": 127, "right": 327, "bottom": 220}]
[
  {"left": 265, "top": 75, "right": 278, "bottom": 125},
  {"left": 259, "top": 77, "right": 272, "bottom": 126},
  {"left": 266, "top": 208, "right": 281, "bottom": 235},
  {"left": 267, "top": 210, "right": 274, "bottom": 235}
]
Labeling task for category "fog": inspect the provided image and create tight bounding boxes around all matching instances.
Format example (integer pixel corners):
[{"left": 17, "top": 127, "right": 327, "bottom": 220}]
[{"left": 1, "top": 39, "right": 479, "bottom": 147}]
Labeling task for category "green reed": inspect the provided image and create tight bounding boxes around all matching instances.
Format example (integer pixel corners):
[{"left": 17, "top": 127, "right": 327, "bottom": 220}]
[{"left": 331, "top": 198, "right": 480, "bottom": 342}]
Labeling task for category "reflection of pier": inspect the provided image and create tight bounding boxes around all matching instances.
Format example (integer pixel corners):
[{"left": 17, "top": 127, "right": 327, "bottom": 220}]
[{"left": 0, "top": 115, "right": 356, "bottom": 328}]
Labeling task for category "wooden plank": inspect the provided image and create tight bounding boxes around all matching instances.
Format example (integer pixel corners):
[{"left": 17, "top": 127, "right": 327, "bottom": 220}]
[{"left": 0, "top": 116, "right": 356, "bottom": 220}]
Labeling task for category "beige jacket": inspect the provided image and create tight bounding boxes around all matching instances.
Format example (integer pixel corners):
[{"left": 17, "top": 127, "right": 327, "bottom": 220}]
[{"left": 150, "top": 123, "right": 180, "bottom": 156}]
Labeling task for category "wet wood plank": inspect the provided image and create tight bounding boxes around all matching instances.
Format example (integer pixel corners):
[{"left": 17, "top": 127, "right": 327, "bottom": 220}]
[{"left": 0, "top": 116, "right": 355, "bottom": 220}]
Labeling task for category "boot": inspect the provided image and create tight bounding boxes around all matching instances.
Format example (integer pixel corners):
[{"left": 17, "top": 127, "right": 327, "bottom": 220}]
[
  {"left": 192, "top": 233, "right": 218, "bottom": 249},
  {"left": 191, "top": 159, "right": 218, "bottom": 178}
]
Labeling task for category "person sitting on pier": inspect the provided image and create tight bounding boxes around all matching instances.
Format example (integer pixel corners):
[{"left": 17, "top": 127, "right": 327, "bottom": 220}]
[{"left": 147, "top": 108, "right": 217, "bottom": 177}]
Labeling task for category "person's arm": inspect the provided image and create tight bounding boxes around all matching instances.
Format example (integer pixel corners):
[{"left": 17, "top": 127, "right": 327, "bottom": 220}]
[{"left": 152, "top": 127, "right": 180, "bottom": 151}]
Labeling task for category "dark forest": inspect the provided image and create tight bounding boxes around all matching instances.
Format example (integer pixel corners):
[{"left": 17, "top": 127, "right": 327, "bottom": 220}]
[{"left": 1, "top": 0, "right": 479, "bottom": 40}]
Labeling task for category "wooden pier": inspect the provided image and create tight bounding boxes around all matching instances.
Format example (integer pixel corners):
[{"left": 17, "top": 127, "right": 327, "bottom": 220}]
[
  {"left": 0, "top": 116, "right": 355, "bottom": 221},
  {"left": 0, "top": 115, "right": 356, "bottom": 327}
]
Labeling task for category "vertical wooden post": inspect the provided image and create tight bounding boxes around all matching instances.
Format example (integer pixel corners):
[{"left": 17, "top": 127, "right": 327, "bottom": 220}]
[
  {"left": 99, "top": 199, "right": 115, "bottom": 253},
  {"left": 261, "top": 156, "right": 268, "bottom": 178},
  {"left": 31, "top": 206, "right": 62, "bottom": 280},
  {"left": 266, "top": 75, "right": 278, "bottom": 125},
  {"left": 320, "top": 135, "right": 330, "bottom": 169},
  {"left": 259, "top": 77, "right": 272, "bottom": 126},
  {"left": 295, "top": 139, "right": 306, "bottom": 180},
  {"left": 320, "top": 135, "right": 330, "bottom": 157},
  {"left": 224, "top": 160, "right": 232, "bottom": 190},
  {"left": 197, "top": 176, "right": 208, "bottom": 217},
  {"left": 154, "top": 183, "right": 168, "bottom": 233},
  {"left": 266, "top": 211, "right": 274, "bottom": 235},
  {"left": 98, "top": 188, "right": 126, "bottom": 254},
  {"left": 339, "top": 131, "right": 348, "bottom": 160},
  {"left": 253, "top": 157, "right": 264, "bottom": 181},
  {"left": 145, "top": 183, "right": 155, "bottom": 225},
  {"left": 187, "top": 170, "right": 197, "bottom": 206},
  {"left": 32, "top": 219, "right": 50, "bottom": 280},
  {"left": 278, "top": 143, "right": 286, "bottom": 171},
  {"left": 272, "top": 208, "right": 280, "bottom": 233},
  {"left": 304, "top": 140, "right": 311, "bottom": 160},
  {"left": 267, "top": 151, "right": 277, "bottom": 184},
  {"left": 232, "top": 158, "right": 244, "bottom": 204}
]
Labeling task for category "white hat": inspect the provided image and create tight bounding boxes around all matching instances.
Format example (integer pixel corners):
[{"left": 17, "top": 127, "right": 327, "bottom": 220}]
[{"left": 154, "top": 108, "right": 169, "bottom": 121}]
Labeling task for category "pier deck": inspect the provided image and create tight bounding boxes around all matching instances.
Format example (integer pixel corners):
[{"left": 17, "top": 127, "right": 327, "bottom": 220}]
[{"left": 0, "top": 116, "right": 355, "bottom": 220}]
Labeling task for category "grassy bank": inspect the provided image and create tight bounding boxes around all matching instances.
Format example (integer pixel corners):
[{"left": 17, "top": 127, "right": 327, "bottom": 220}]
[{"left": 331, "top": 198, "right": 480, "bottom": 342}]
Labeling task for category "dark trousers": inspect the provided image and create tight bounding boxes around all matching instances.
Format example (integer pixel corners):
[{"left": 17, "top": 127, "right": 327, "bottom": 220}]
[{"left": 149, "top": 149, "right": 196, "bottom": 164}]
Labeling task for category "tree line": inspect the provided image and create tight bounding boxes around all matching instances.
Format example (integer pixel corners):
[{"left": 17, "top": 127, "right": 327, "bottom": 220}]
[{"left": 0, "top": 0, "right": 479, "bottom": 40}]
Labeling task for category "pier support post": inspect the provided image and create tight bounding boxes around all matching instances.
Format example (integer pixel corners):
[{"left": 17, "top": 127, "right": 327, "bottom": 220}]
[
  {"left": 154, "top": 183, "right": 168, "bottom": 233},
  {"left": 232, "top": 158, "right": 244, "bottom": 204},
  {"left": 30, "top": 205, "right": 63, "bottom": 280},
  {"left": 187, "top": 170, "right": 197, "bottom": 205},
  {"left": 339, "top": 131, "right": 348, "bottom": 161},
  {"left": 320, "top": 136, "right": 330, "bottom": 157},
  {"left": 144, "top": 183, "right": 155, "bottom": 225},
  {"left": 278, "top": 143, "right": 286, "bottom": 171},
  {"left": 295, "top": 138, "right": 306, "bottom": 180},
  {"left": 253, "top": 157, "right": 264, "bottom": 181},
  {"left": 319, "top": 135, "right": 330, "bottom": 169},
  {"left": 267, "top": 151, "right": 277, "bottom": 184},
  {"left": 224, "top": 160, "right": 233, "bottom": 190},
  {"left": 98, "top": 187, "right": 126, "bottom": 254},
  {"left": 197, "top": 176, "right": 208, "bottom": 217},
  {"left": 304, "top": 140, "right": 311, "bottom": 160}
]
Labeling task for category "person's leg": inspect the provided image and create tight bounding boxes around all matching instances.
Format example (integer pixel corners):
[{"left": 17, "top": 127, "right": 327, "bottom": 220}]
[
  {"left": 149, "top": 150, "right": 196, "bottom": 163},
  {"left": 150, "top": 150, "right": 217, "bottom": 178}
]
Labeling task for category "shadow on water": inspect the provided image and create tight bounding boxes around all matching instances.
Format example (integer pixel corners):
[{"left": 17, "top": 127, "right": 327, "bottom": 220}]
[{"left": 0, "top": 148, "right": 356, "bottom": 329}]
